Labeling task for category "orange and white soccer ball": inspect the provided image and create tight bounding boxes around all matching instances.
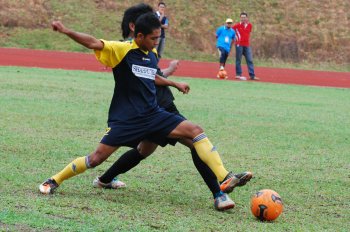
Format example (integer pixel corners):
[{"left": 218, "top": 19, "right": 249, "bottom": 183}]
[
  {"left": 251, "top": 189, "right": 283, "bottom": 221},
  {"left": 217, "top": 70, "right": 228, "bottom": 79}
]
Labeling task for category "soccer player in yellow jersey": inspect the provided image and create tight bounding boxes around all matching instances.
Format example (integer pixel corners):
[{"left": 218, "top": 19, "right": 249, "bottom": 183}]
[
  {"left": 39, "top": 10, "right": 252, "bottom": 210},
  {"left": 93, "top": 3, "right": 252, "bottom": 211}
]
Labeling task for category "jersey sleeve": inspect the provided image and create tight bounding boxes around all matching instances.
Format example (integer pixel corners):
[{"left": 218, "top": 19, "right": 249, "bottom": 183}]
[
  {"left": 216, "top": 27, "right": 222, "bottom": 37},
  {"left": 156, "top": 67, "right": 164, "bottom": 77},
  {"left": 152, "top": 48, "right": 159, "bottom": 57},
  {"left": 94, "top": 40, "right": 131, "bottom": 68}
]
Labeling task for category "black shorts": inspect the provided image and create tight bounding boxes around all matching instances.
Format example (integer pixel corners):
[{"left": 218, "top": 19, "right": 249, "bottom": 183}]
[
  {"left": 122, "top": 103, "right": 186, "bottom": 147},
  {"left": 100, "top": 107, "right": 185, "bottom": 147},
  {"left": 152, "top": 102, "right": 186, "bottom": 146}
]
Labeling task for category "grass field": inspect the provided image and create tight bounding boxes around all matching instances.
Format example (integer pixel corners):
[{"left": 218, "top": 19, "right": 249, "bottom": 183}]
[{"left": 0, "top": 66, "right": 349, "bottom": 231}]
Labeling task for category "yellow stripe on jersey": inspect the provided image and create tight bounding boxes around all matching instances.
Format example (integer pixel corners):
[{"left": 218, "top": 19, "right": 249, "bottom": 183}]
[
  {"left": 152, "top": 48, "right": 158, "bottom": 57},
  {"left": 94, "top": 40, "right": 141, "bottom": 68}
]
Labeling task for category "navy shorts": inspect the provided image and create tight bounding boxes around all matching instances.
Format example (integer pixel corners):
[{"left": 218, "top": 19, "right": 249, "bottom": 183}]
[
  {"left": 100, "top": 107, "right": 185, "bottom": 147},
  {"left": 148, "top": 102, "right": 186, "bottom": 146}
]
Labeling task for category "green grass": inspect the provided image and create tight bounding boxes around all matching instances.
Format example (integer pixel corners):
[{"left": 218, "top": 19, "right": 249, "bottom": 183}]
[{"left": 0, "top": 66, "right": 349, "bottom": 231}]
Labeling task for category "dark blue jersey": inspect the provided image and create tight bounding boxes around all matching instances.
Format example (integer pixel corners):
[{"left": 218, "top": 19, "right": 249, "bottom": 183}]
[
  {"left": 156, "top": 68, "right": 175, "bottom": 108},
  {"left": 95, "top": 40, "right": 160, "bottom": 123}
]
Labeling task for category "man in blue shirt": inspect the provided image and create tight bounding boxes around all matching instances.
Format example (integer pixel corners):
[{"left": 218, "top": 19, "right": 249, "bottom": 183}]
[{"left": 216, "top": 18, "right": 235, "bottom": 74}]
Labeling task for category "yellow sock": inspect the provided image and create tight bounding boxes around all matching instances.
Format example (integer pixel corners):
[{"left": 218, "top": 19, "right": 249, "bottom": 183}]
[
  {"left": 193, "top": 133, "right": 229, "bottom": 182},
  {"left": 52, "top": 156, "right": 89, "bottom": 185}
]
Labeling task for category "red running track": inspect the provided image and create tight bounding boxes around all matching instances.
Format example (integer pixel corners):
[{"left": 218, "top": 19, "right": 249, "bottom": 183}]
[{"left": 1, "top": 47, "right": 349, "bottom": 88}]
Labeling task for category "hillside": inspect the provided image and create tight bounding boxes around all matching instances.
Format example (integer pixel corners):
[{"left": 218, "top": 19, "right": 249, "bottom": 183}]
[{"left": 0, "top": 0, "right": 349, "bottom": 69}]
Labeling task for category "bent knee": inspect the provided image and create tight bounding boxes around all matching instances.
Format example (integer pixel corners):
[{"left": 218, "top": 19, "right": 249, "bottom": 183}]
[
  {"left": 191, "top": 124, "right": 204, "bottom": 136},
  {"left": 137, "top": 142, "right": 157, "bottom": 158},
  {"left": 138, "top": 150, "right": 152, "bottom": 158},
  {"left": 88, "top": 151, "right": 106, "bottom": 167}
]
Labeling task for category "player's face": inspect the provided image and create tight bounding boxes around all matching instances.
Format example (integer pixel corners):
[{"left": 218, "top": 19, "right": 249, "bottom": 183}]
[
  {"left": 226, "top": 22, "right": 233, "bottom": 28},
  {"left": 138, "top": 28, "right": 161, "bottom": 51}
]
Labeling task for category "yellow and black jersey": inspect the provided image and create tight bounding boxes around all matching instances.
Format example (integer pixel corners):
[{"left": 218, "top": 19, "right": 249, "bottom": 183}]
[{"left": 94, "top": 40, "right": 160, "bottom": 123}]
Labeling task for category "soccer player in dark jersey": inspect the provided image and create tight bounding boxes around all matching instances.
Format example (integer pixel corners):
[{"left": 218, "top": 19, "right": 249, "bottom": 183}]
[
  {"left": 92, "top": 3, "right": 252, "bottom": 211},
  {"left": 39, "top": 11, "right": 250, "bottom": 210}
]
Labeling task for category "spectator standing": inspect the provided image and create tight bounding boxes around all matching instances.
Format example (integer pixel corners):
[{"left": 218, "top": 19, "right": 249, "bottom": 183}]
[
  {"left": 216, "top": 18, "right": 235, "bottom": 76},
  {"left": 233, "top": 12, "right": 259, "bottom": 80},
  {"left": 155, "top": 2, "right": 168, "bottom": 58}
]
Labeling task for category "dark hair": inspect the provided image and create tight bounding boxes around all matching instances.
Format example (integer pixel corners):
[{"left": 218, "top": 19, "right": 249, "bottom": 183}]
[
  {"left": 158, "top": 2, "right": 166, "bottom": 7},
  {"left": 121, "top": 3, "right": 154, "bottom": 39},
  {"left": 240, "top": 12, "right": 248, "bottom": 17},
  {"left": 134, "top": 12, "right": 161, "bottom": 37}
]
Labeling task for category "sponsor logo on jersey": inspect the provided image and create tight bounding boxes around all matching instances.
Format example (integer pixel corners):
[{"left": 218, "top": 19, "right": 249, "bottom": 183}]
[
  {"left": 132, "top": 64, "right": 156, "bottom": 80},
  {"left": 104, "top": 127, "right": 111, "bottom": 136}
]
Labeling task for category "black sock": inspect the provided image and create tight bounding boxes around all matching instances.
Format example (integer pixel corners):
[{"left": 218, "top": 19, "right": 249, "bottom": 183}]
[
  {"left": 99, "top": 148, "right": 145, "bottom": 183},
  {"left": 191, "top": 148, "right": 221, "bottom": 198}
]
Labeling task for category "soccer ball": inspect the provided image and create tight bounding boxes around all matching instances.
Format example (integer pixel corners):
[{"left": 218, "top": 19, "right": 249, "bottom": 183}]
[
  {"left": 217, "top": 70, "right": 227, "bottom": 79},
  {"left": 250, "top": 189, "right": 283, "bottom": 221}
]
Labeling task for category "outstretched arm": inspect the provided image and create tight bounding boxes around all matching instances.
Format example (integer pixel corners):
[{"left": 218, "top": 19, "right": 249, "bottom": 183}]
[
  {"left": 52, "top": 21, "right": 104, "bottom": 50},
  {"left": 155, "top": 74, "right": 190, "bottom": 94}
]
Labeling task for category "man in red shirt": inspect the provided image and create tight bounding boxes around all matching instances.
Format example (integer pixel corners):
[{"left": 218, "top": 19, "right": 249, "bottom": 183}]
[{"left": 232, "top": 12, "right": 259, "bottom": 80}]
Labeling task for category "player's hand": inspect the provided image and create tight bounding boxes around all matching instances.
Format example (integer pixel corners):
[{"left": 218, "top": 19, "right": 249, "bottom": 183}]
[
  {"left": 176, "top": 82, "right": 190, "bottom": 94},
  {"left": 51, "top": 21, "right": 67, "bottom": 33},
  {"left": 169, "top": 60, "right": 179, "bottom": 70},
  {"left": 166, "top": 60, "right": 179, "bottom": 76}
]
